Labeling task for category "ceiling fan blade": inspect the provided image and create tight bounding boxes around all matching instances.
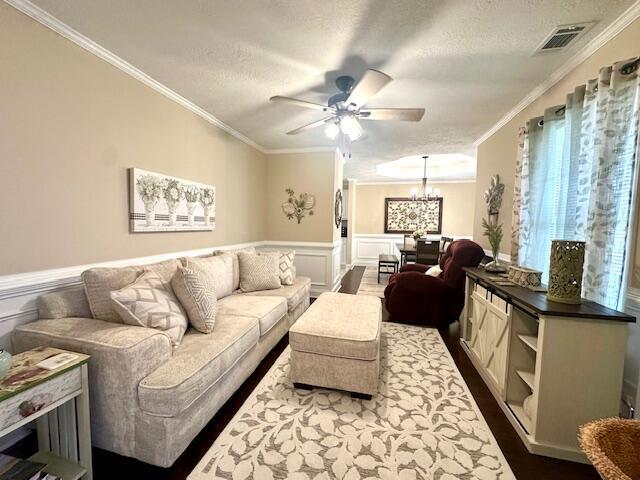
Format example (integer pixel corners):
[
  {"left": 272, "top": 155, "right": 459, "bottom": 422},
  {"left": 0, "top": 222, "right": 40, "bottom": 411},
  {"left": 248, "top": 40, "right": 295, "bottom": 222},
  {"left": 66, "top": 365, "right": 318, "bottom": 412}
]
[
  {"left": 270, "top": 96, "right": 335, "bottom": 113},
  {"left": 345, "top": 69, "right": 392, "bottom": 108},
  {"left": 286, "top": 117, "right": 333, "bottom": 135},
  {"left": 359, "top": 108, "right": 425, "bottom": 122}
]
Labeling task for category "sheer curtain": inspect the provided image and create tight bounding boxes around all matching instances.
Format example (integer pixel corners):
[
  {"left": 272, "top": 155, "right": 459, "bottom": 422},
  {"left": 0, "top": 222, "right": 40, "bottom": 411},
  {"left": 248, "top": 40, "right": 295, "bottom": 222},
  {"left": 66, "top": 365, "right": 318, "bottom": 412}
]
[{"left": 512, "top": 57, "right": 640, "bottom": 308}]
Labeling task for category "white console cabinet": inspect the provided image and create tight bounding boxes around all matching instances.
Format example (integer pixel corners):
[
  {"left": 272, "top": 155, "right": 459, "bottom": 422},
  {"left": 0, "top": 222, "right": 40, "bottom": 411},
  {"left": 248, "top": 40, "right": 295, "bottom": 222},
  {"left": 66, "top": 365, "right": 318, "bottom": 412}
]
[{"left": 461, "top": 267, "right": 634, "bottom": 463}]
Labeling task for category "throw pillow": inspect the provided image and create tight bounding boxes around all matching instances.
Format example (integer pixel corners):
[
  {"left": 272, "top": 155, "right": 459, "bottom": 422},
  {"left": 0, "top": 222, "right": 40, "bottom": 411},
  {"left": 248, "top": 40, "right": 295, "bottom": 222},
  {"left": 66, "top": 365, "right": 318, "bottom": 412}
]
[
  {"left": 425, "top": 265, "right": 443, "bottom": 277},
  {"left": 278, "top": 251, "right": 295, "bottom": 286},
  {"left": 82, "top": 258, "right": 180, "bottom": 322},
  {"left": 214, "top": 247, "right": 256, "bottom": 291},
  {"left": 181, "top": 255, "right": 234, "bottom": 299},
  {"left": 238, "top": 252, "right": 281, "bottom": 292},
  {"left": 171, "top": 266, "right": 218, "bottom": 334},
  {"left": 111, "top": 270, "right": 188, "bottom": 347}
]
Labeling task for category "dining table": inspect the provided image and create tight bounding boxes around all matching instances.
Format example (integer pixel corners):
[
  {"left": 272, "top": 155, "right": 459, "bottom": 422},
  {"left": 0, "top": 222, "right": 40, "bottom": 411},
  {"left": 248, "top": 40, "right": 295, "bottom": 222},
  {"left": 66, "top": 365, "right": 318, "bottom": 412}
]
[{"left": 395, "top": 237, "right": 442, "bottom": 265}]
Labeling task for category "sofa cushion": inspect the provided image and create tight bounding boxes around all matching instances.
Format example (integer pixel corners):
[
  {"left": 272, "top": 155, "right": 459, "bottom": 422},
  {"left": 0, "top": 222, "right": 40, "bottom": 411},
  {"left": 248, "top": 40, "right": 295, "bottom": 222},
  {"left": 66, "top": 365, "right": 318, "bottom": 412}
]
[
  {"left": 242, "top": 276, "right": 311, "bottom": 311},
  {"left": 182, "top": 255, "right": 234, "bottom": 299},
  {"left": 238, "top": 252, "right": 281, "bottom": 292},
  {"left": 111, "top": 270, "right": 188, "bottom": 347},
  {"left": 37, "top": 285, "right": 92, "bottom": 319},
  {"left": 218, "top": 295, "right": 287, "bottom": 336},
  {"left": 215, "top": 248, "right": 256, "bottom": 291},
  {"left": 82, "top": 259, "right": 180, "bottom": 323},
  {"left": 138, "top": 314, "right": 259, "bottom": 417}
]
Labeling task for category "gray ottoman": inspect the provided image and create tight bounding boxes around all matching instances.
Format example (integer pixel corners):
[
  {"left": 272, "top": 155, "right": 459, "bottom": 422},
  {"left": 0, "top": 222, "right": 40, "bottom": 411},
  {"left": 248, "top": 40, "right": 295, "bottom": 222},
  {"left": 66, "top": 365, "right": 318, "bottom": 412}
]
[{"left": 289, "top": 292, "right": 382, "bottom": 399}]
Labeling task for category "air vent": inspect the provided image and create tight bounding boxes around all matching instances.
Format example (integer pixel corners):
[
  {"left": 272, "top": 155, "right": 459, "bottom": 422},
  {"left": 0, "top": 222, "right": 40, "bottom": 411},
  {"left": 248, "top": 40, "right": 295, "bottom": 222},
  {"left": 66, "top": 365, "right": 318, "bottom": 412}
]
[{"left": 534, "top": 22, "right": 595, "bottom": 54}]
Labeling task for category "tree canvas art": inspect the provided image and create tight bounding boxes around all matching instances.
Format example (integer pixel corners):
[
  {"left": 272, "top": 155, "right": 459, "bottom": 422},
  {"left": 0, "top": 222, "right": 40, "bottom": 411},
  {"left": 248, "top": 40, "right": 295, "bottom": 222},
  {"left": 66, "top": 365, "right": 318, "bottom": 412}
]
[{"left": 129, "top": 168, "right": 216, "bottom": 232}]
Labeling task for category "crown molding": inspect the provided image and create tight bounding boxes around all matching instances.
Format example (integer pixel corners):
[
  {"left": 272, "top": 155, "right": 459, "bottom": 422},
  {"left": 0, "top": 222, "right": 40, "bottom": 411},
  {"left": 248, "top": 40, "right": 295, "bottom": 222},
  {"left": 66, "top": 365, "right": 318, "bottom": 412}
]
[
  {"left": 4, "top": 0, "right": 268, "bottom": 153},
  {"left": 354, "top": 179, "right": 476, "bottom": 186},
  {"left": 474, "top": 0, "right": 640, "bottom": 146},
  {"left": 264, "top": 146, "right": 337, "bottom": 155}
]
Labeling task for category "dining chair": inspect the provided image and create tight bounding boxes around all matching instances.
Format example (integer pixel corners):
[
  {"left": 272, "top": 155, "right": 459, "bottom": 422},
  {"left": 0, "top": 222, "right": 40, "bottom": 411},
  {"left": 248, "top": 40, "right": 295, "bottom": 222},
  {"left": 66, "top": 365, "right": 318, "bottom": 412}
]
[
  {"left": 416, "top": 239, "right": 439, "bottom": 266},
  {"left": 439, "top": 236, "right": 454, "bottom": 261}
]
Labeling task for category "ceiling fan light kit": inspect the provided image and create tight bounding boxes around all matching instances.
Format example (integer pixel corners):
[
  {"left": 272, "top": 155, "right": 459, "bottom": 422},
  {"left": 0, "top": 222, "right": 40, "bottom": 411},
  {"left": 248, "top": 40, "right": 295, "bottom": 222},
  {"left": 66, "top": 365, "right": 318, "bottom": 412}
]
[{"left": 270, "top": 69, "right": 425, "bottom": 151}]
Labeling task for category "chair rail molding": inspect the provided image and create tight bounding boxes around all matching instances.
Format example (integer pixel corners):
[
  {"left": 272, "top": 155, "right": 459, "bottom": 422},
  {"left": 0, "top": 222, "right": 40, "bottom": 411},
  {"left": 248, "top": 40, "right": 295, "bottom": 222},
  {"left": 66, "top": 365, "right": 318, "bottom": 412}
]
[{"left": 0, "top": 240, "right": 345, "bottom": 351}]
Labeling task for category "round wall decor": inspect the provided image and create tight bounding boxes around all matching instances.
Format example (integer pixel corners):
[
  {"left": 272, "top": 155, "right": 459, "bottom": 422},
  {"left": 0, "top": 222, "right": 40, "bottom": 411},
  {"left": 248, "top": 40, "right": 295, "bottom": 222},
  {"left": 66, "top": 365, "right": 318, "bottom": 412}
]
[{"left": 334, "top": 189, "right": 343, "bottom": 228}]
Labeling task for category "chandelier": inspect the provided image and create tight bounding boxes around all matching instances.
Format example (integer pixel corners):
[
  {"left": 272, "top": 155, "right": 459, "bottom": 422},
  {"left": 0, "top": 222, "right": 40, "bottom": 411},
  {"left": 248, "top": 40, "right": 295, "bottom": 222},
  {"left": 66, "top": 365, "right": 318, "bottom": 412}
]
[{"left": 410, "top": 156, "right": 440, "bottom": 201}]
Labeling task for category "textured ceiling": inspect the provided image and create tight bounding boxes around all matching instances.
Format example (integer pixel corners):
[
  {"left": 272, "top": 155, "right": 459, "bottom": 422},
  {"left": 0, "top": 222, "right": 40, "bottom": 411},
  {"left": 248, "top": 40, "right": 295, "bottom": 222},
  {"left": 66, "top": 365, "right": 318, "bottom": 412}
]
[{"left": 28, "top": 0, "right": 635, "bottom": 181}]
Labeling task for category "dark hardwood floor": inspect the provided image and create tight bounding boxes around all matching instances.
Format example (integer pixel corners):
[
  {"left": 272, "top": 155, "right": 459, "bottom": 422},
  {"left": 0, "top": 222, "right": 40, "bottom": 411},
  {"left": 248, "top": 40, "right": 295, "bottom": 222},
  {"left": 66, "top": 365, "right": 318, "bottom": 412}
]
[{"left": 4, "top": 265, "right": 599, "bottom": 479}]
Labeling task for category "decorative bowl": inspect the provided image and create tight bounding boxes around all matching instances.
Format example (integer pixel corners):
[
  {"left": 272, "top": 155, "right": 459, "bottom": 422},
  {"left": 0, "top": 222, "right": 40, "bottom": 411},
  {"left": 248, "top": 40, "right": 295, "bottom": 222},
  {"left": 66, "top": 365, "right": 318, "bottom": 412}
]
[{"left": 508, "top": 265, "right": 542, "bottom": 288}]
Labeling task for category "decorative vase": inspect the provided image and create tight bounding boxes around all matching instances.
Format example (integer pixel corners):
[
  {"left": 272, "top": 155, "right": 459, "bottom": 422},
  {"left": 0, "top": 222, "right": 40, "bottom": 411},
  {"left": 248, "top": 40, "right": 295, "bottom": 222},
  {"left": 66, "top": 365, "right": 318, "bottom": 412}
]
[
  {"left": 203, "top": 206, "right": 211, "bottom": 226},
  {"left": 186, "top": 202, "right": 197, "bottom": 226},
  {"left": 547, "top": 240, "right": 585, "bottom": 304},
  {"left": 167, "top": 203, "right": 178, "bottom": 226},
  {"left": 144, "top": 201, "right": 157, "bottom": 227},
  {"left": 0, "top": 350, "right": 12, "bottom": 380},
  {"left": 485, "top": 246, "right": 507, "bottom": 273}
]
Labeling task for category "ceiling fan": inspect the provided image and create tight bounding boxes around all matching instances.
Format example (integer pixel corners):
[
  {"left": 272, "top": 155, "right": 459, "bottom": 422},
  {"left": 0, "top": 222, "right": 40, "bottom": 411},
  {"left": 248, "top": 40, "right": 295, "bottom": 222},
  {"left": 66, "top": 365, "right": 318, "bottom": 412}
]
[{"left": 270, "top": 69, "right": 425, "bottom": 142}]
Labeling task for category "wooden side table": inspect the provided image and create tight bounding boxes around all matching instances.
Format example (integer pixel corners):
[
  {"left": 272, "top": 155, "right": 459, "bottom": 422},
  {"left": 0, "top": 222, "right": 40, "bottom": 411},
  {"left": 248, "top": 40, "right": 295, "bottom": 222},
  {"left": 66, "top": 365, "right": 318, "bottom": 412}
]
[
  {"left": 0, "top": 347, "right": 92, "bottom": 480},
  {"left": 378, "top": 254, "right": 399, "bottom": 283}
]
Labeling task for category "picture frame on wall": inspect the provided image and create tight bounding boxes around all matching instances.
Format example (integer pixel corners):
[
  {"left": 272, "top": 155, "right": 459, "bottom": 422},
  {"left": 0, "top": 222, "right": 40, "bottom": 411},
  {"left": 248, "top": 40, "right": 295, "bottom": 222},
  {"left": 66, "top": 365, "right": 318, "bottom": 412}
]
[
  {"left": 128, "top": 168, "right": 216, "bottom": 233},
  {"left": 384, "top": 197, "right": 443, "bottom": 234}
]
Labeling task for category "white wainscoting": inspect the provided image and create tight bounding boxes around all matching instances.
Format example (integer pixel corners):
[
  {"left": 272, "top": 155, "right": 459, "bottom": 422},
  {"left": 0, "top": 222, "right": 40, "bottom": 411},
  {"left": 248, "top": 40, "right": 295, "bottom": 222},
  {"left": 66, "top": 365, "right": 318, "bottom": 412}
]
[
  {"left": 262, "top": 240, "right": 343, "bottom": 298},
  {"left": 352, "top": 234, "right": 405, "bottom": 266},
  {"left": 352, "top": 234, "right": 475, "bottom": 266},
  {"left": 0, "top": 240, "right": 344, "bottom": 352}
]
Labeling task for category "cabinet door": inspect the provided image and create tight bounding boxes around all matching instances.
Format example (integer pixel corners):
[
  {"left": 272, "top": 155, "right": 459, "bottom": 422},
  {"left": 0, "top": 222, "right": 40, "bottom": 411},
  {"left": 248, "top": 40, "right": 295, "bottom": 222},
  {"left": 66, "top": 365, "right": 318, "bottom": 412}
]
[
  {"left": 469, "top": 292, "right": 487, "bottom": 361},
  {"left": 484, "top": 301, "right": 511, "bottom": 395}
]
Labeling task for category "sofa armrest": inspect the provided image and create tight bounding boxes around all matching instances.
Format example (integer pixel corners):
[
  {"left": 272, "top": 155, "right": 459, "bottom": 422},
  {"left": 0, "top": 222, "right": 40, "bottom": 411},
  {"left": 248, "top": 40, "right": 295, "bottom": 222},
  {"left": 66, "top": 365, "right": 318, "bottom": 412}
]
[
  {"left": 399, "top": 264, "right": 430, "bottom": 274},
  {"left": 12, "top": 317, "right": 172, "bottom": 457}
]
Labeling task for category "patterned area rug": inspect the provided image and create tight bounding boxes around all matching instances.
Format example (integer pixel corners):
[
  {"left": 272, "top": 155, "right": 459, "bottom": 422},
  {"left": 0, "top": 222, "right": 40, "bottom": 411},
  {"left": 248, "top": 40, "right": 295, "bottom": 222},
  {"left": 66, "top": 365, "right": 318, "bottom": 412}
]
[
  {"left": 189, "top": 323, "right": 514, "bottom": 480},
  {"left": 355, "top": 267, "right": 388, "bottom": 298}
]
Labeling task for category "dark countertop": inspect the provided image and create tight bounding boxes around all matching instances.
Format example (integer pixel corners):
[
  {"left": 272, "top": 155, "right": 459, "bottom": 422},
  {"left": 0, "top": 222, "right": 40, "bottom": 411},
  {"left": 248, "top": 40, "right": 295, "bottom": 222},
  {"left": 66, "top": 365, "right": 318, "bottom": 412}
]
[{"left": 464, "top": 266, "right": 635, "bottom": 323}]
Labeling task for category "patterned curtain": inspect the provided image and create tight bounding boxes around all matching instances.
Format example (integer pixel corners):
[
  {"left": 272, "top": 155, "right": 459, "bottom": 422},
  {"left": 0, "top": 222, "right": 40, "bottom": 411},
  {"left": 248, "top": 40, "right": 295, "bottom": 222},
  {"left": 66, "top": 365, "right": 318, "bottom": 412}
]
[
  {"left": 510, "top": 127, "right": 527, "bottom": 265},
  {"left": 514, "top": 57, "right": 640, "bottom": 308},
  {"left": 578, "top": 59, "right": 640, "bottom": 308}
]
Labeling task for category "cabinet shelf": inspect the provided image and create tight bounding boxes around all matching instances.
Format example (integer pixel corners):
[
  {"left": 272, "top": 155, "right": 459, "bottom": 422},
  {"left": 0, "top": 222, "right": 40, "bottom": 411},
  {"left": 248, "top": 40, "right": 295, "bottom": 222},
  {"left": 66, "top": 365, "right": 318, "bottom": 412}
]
[
  {"left": 30, "top": 451, "right": 86, "bottom": 480},
  {"left": 518, "top": 334, "right": 538, "bottom": 353},
  {"left": 507, "top": 402, "right": 532, "bottom": 434},
  {"left": 516, "top": 370, "right": 535, "bottom": 390}
]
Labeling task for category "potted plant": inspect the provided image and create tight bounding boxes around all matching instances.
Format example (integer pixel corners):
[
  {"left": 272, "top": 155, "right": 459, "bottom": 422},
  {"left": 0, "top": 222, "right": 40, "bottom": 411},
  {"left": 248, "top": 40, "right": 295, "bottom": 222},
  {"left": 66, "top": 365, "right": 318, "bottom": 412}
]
[
  {"left": 136, "top": 174, "right": 163, "bottom": 227},
  {"left": 184, "top": 184, "right": 200, "bottom": 226},
  {"left": 483, "top": 175, "right": 506, "bottom": 272},
  {"left": 199, "top": 187, "right": 215, "bottom": 226},
  {"left": 163, "top": 179, "right": 184, "bottom": 226}
]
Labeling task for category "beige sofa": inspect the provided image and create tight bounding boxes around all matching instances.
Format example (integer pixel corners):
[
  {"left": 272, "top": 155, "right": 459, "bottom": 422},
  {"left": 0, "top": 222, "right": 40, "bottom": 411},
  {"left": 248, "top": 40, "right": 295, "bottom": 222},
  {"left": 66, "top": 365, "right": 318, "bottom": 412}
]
[{"left": 11, "top": 252, "right": 311, "bottom": 468}]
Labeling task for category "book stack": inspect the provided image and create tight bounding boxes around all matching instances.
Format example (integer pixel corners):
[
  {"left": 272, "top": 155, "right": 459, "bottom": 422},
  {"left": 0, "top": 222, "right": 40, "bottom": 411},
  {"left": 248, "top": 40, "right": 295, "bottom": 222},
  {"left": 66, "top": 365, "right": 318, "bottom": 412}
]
[{"left": 0, "top": 454, "right": 58, "bottom": 480}]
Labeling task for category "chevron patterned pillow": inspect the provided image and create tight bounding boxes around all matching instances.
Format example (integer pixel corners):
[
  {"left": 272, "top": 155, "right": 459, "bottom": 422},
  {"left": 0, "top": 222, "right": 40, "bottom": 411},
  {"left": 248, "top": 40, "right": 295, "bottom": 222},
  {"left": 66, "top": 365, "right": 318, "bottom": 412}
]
[
  {"left": 172, "top": 266, "right": 218, "bottom": 334},
  {"left": 111, "top": 270, "right": 188, "bottom": 347},
  {"left": 238, "top": 252, "right": 281, "bottom": 292},
  {"left": 278, "top": 250, "right": 295, "bottom": 286}
]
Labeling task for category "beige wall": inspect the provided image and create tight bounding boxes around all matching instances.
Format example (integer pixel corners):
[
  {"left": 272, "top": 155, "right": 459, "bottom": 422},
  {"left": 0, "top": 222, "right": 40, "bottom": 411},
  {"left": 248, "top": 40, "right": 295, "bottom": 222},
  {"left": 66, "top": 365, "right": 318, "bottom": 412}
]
[
  {"left": 265, "top": 151, "right": 340, "bottom": 243},
  {"left": 0, "top": 4, "right": 267, "bottom": 275},
  {"left": 474, "top": 17, "right": 640, "bottom": 255},
  {"left": 353, "top": 182, "right": 476, "bottom": 236}
]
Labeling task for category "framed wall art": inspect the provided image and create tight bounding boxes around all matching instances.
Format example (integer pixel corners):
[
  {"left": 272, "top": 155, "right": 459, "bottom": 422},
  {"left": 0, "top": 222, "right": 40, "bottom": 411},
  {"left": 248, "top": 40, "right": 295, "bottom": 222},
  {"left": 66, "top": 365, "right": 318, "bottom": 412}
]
[
  {"left": 384, "top": 197, "right": 443, "bottom": 234},
  {"left": 129, "top": 168, "right": 215, "bottom": 233}
]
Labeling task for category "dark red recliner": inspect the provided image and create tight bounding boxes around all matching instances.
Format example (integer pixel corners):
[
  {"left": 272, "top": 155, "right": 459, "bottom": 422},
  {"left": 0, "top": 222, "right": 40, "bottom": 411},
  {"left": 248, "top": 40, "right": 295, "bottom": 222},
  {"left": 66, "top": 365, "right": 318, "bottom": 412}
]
[{"left": 384, "top": 239, "right": 485, "bottom": 327}]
